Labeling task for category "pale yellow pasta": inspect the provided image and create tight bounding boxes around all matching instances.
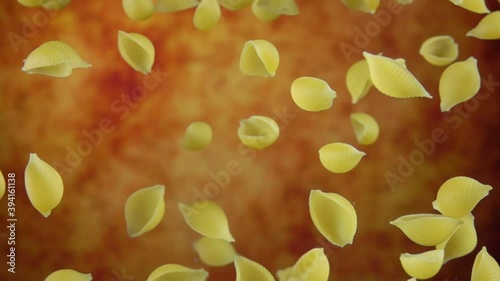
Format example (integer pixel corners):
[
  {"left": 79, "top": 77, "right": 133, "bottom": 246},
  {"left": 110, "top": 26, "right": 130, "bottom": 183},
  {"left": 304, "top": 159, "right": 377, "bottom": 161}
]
[
  {"left": 219, "top": 0, "right": 253, "bottom": 10},
  {"left": 342, "top": 0, "right": 380, "bottom": 14},
  {"left": 146, "top": 264, "right": 209, "bottom": 281},
  {"left": 432, "top": 176, "right": 492, "bottom": 218},
  {"left": 193, "top": 237, "right": 236, "bottom": 266},
  {"left": 44, "top": 269, "right": 92, "bottom": 281},
  {"left": 179, "top": 200, "right": 235, "bottom": 242},
  {"left": 318, "top": 142, "right": 365, "bottom": 173},
  {"left": 439, "top": 57, "right": 481, "bottom": 112},
  {"left": 276, "top": 266, "right": 293, "bottom": 281},
  {"left": 0, "top": 170, "right": 5, "bottom": 200},
  {"left": 155, "top": 0, "right": 199, "bottom": 12},
  {"left": 118, "top": 31, "right": 155, "bottom": 74},
  {"left": 363, "top": 52, "right": 432, "bottom": 99},
  {"left": 17, "top": 0, "right": 43, "bottom": 7},
  {"left": 467, "top": 11, "right": 500, "bottom": 39},
  {"left": 238, "top": 115, "right": 280, "bottom": 150},
  {"left": 240, "top": 40, "right": 279, "bottom": 78},
  {"left": 22, "top": 41, "right": 91, "bottom": 77},
  {"left": 291, "top": 77, "right": 337, "bottom": 112},
  {"left": 234, "top": 255, "right": 275, "bottom": 281},
  {"left": 350, "top": 112, "right": 379, "bottom": 145},
  {"left": 400, "top": 249, "right": 444, "bottom": 280},
  {"left": 124, "top": 184, "right": 165, "bottom": 238},
  {"left": 251, "top": 0, "right": 299, "bottom": 21},
  {"left": 25, "top": 153, "right": 64, "bottom": 217},
  {"left": 123, "top": 0, "right": 154, "bottom": 21},
  {"left": 436, "top": 213, "right": 477, "bottom": 263},
  {"left": 346, "top": 59, "right": 372, "bottom": 104},
  {"left": 289, "top": 248, "right": 329, "bottom": 281},
  {"left": 390, "top": 214, "right": 462, "bottom": 246},
  {"left": 419, "top": 35, "right": 459, "bottom": 66},
  {"left": 193, "top": 0, "right": 221, "bottom": 31},
  {"left": 182, "top": 121, "right": 213, "bottom": 151},
  {"left": 17, "top": 0, "right": 71, "bottom": 9},
  {"left": 309, "top": 190, "right": 357, "bottom": 247},
  {"left": 397, "top": 0, "right": 415, "bottom": 4},
  {"left": 471, "top": 247, "right": 500, "bottom": 281},
  {"left": 450, "top": 0, "right": 490, "bottom": 14}
]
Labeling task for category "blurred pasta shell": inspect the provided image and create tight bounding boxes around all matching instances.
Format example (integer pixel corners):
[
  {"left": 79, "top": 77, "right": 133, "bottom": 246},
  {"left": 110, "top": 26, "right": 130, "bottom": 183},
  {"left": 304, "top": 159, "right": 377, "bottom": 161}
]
[
  {"left": 318, "top": 142, "right": 365, "bottom": 173},
  {"left": 251, "top": 0, "right": 299, "bottom": 21},
  {"left": 450, "top": 0, "right": 490, "bottom": 14},
  {"left": 419, "top": 35, "right": 459, "bottom": 66},
  {"left": 17, "top": 0, "right": 44, "bottom": 7},
  {"left": 193, "top": 0, "right": 221, "bottom": 30},
  {"left": 309, "top": 190, "right": 357, "bottom": 247},
  {"left": 276, "top": 266, "right": 293, "bottom": 281},
  {"left": 182, "top": 121, "right": 213, "bottom": 151},
  {"left": 42, "top": 0, "right": 71, "bottom": 9},
  {"left": 0, "top": 170, "right": 5, "bottom": 200},
  {"left": 45, "top": 269, "right": 92, "bottom": 281},
  {"left": 467, "top": 11, "right": 500, "bottom": 39},
  {"left": 193, "top": 237, "right": 236, "bottom": 266},
  {"left": 436, "top": 213, "right": 477, "bottom": 263},
  {"left": 118, "top": 31, "right": 155, "bottom": 74},
  {"left": 238, "top": 115, "right": 280, "bottom": 150},
  {"left": 342, "top": 0, "right": 380, "bottom": 14},
  {"left": 25, "top": 153, "right": 64, "bottom": 217},
  {"left": 240, "top": 39, "right": 279, "bottom": 77},
  {"left": 400, "top": 249, "right": 444, "bottom": 279},
  {"left": 471, "top": 247, "right": 500, "bottom": 281},
  {"left": 346, "top": 59, "right": 372, "bottom": 103},
  {"left": 439, "top": 57, "right": 481, "bottom": 112},
  {"left": 234, "top": 255, "right": 275, "bottom": 281},
  {"left": 155, "top": 0, "right": 199, "bottom": 12},
  {"left": 291, "top": 77, "right": 337, "bottom": 112},
  {"left": 397, "top": 0, "right": 414, "bottom": 4},
  {"left": 363, "top": 52, "right": 432, "bottom": 99},
  {"left": 124, "top": 184, "right": 165, "bottom": 238},
  {"left": 147, "top": 264, "right": 209, "bottom": 281},
  {"left": 123, "top": 0, "right": 154, "bottom": 21},
  {"left": 350, "top": 112, "right": 379, "bottom": 145},
  {"left": 289, "top": 248, "right": 329, "bottom": 281},
  {"left": 219, "top": 0, "right": 253, "bottom": 10}
]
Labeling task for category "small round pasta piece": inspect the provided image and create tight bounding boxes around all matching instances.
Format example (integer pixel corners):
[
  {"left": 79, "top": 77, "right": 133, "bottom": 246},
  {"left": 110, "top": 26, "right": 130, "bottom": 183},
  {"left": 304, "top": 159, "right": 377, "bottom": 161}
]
[{"left": 182, "top": 121, "right": 213, "bottom": 151}]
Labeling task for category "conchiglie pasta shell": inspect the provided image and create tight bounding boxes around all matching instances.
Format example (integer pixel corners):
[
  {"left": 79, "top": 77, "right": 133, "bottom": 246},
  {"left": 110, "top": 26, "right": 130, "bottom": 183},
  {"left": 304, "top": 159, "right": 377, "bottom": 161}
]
[
  {"left": 291, "top": 77, "right": 337, "bottom": 112},
  {"left": 350, "top": 112, "right": 379, "bottom": 145},
  {"left": 123, "top": 0, "right": 154, "bottom": 21},
  {"left": 17, "top": 0, "right": 44, "bottom": 8},
  {"left": 42, "top": 0, "right": 71, "bottom": 9},
  {"left": 193, "top": 237, "right": 236, "bottom": 266},
  {"left": 155, "top": 0, "right": 199, "bottom": 12},
  {"left": 419, "top": 35, "right": 459, "bottom": 66},
  {"left": 318, "top": 142, "right": 365, "bottom": 173},
  {"left": 432, "top": 176, "right": 492, "bottom": 218},
  {"left": 179, "top": 200, "right": 235, "bottom": 242},
  {"left": 290, "top": 248, "right": 330, "bottom": 281},
  {"left": 182, "top": 121, "right": 213, "bottom": 151},
  {"left": 400, "top": 249, "right": 444, "bottom": 280},
  {"left": 390, "top": 214, "right": 462, "bottom": 246},
  {"left": 453, "top": 0, "right": 490, "bottom": 14},
  {"left": 251, "top": 0, "right": 299, "bottom": 21},
  {"left": 363, "top": 52, "right": 432, "bottom": 99},
  {"left": 124, "top": 184, "right": 165, "bottom": 238},
  {"left": 309, "top": 190, "right": 357, "bottom": 247},
  {"left": 0, "top": 170, "right": 5, "bottom": 200},
  {"left": 436, "top": 213, "right": 477, "bottom": 263},
  {"left": 342, "top": 0, "right": 380, "bottom": 14},
  {"left": 219, "top": 0, "right": 253, "bottom": 10},
  {"left": 471, "top": 247, "right": 500, "bottom": 281},
  {"left": 25, "top": 153, "right": 64, "bottom": 217},
  {"left": 234, "top": 255, "right": 276, "bottom": 281},
  {"left": 467, "top": 11, "right": 500, "bottom": 39},
  {"left": 276, "top": 266, "right": 293, "bottom": 281},
  {"left": 240, "top": 39, "right": 279, "bottom": 77},
  {"left": 44, "top": 269, "right": 92, "bottom": 281},
  {"left": 118, "top": 31, "right": 155, "bottom": 74},
  {"left": 238, "top": 115, "right": 280, "bottom": 150},
  {"left": 346, "top": 59, "right": 372, "bottom": 104},
  {"left": 147, "top": 264, "right": 209, "bottom": 281},
  {"left": 193, "top": 0, "right": 221, "bottom": 31}
]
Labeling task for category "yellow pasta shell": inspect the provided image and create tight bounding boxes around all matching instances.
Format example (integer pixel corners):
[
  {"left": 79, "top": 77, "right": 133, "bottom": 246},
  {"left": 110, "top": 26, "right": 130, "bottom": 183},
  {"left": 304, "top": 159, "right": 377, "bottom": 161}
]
[
  {"left": 147, "top": 264, "right": 209, "bottom": 281},
  {"left": 363, "top": 52, "right": 432, "bottom": 99},
  {"left": 44, "top": 269, "right": 92, "bottom": 281},
  {"left": 193, "top": 237, "right": 236, "bottom": 266},
  {"left": 122, "top": 0, "right": 154, "bottom": 21},
  {"left": 436, "top": 213, "right": 477, "bottom": 263},
  {"left": 309, "top": 190, "right": 357, "bottom": 247},
  {"left": 439, "top": 57, "right": 481, "bottom": 112},
  {"left": 291, "top": 76, "right": 337, "bottom": 112},
  {"left": 467, "top": 11, "right": 500, "bottom": 39},
  {"left": 42, "top": 0, "right": 71, "bottom": 9},
  {"left": 350, "top": 112, "right": 379, "bottom": 145},
  {"left": 419, "top": 35, "right": 459, "bottom": 66},
  {"left": 276, "top": 266, "right": 293, "bottom": 281},
  {"left": 240, "top": 39, "right": 280, "bottom": 78},
  {"left": 118, "top": 31, "right": 155, "bottom": 74},
  {"left": 25, "top": 153, "right": 64, "bottom": 217},
  {"left": 289, "top": 248, "right": 329, "bottom": 281},
  {"left": 219, "top": 0, "right": 253, "bottom": 10},
  {"left": 452, "top": 0, "right": 490, "bottom": 14},
  {"left": 342, "top": 0, "right": 380, "bottom": 14},
  {"left": 124, "top": 184, "right": 165, "bottom": 238},
  {"left": 0, "top": 170, "right": 5, "bottom": 200},
  {"left": 193, "top": 0, "right": 221, "bottom": 31},
  {"left": 17, "top": 0, "right": 44, "bottom": 7},
  {"left": 155, "top": 0, "right": 199, "bottom": 12},
  {"left": 346, "top": 59, "right": 372, "bottom": 104},
  {"left": 318, "top": 142, "right": 365, "bottom": 173},
  {"left": 234, "top": 255, "right": 276, "bottom": 281},
  {"left": 390, "top": 214, "right": 463, "bottom": 246},
  {"left": 400, "top": 249, "right": 444, "bottom": 280},
  {"left": 471, "top": 247, "right": 500, "bottom": 281},
  {"left": 251, "top": 0, "right": 299, "bottom": 21},
  {"left": 397, "top": 0, "right": 415, "bottom": 4},
  {"left": 238, "top": 115, "right": 280, "bottom": 150},
  {"left": 182, "top": 121, "right": 213, "bottom": 151}
]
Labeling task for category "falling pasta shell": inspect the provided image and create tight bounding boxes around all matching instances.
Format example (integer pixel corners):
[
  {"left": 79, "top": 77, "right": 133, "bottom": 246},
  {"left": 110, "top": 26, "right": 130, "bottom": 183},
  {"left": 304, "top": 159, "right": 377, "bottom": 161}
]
[
  {"left": 289, "top": 248, "right": 329, "bottom": 281},
  {"left": 350, "top": 112, "right": 379, "bottom": 145},
  {"left": 291, "top": 77, "right": 337, "bottom": 112},
  {"left": 193, "top": 0, "right": 221, "bottom": 31},
  {"left": 450, "top": 0, "right": 490, "bottom": 14},
  {"left": 400, "top": 249, "right": 445, "bottom": 280},
  {"left": 346, "top": 59, "right": 372, "bottom": 103},
  {"left": 219, "top": 0, "right": 253, "bottom": 10},
  {"left": 155, "top": 0, "right": 198, "bottom": 12},
  {"left": 0, "top": 170, "right": 5, "bottom": 200},
  {"left": 182, "top": 121, "right": 213, "bottom": 151},
  {"left": 44, "top": 269, "right": 92, "bottom": 281},
  {"left": 318, "top": 142, "right": 365, "bottom": 173},
  {"left": 234, "top": 255, "right": 276, "bottom": 281},
  {"left": 467, "top": 11, "right": 500, "bottom": 39},
  {"left": 240, "top": 39, "right": 279, "bottom": 77},
  {"left": 42, "top": 0, "right": 71, "bottom": 9},
  {"left": 419, "top": 35, "right": 459, "bottom": 66},
  {"left": 118, "top": 30, "right": 155, "bottom": 74},
  {"left": 193, "top": 237, "right": 236, "bottom": 266},
  {"left": 436, "top": 213, "right": 478, "bottom": 263},
  {"left": 124, "top": 184, "right": 165, "bottom": 238},
  {"left": 276, "top": 266, "right": 293, "bottom": 281},
  {"left": 471, "top": 246, "right": 500, "bottom": 281},
  {"left": 146, "top": 264, "right": 209, "bottom": 281},
  {"left": 341, "top": 0, "right": 380, "bottom": 14},
  {"left": 251, "top": 0, "right": 299, "bottom": 21},
  {"left": 122, "top": 0, "right": 154, "bottom": 21},
  {"left": 238, "top": 115, "right": 280, "bottom": 150}
]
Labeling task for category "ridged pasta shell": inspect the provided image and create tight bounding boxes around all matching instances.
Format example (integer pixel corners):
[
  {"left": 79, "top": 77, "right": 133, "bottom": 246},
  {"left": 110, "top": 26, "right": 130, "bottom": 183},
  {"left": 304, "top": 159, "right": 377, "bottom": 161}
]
[
  {"left": 0, "top": 170, "right": 5, "bottom": 200},
  {"left": 117, "top": 31, "right": 155, "bottom": 74},
  {"left": 42, "top": 0, "right": 71, "bottom": 9},
  {"left": 251, "top": 0, "right": 299, "bottom": 21},
  {"left": 400, "top": 249, "right": 444, "bottom": 280},
  {"left": 342, "top": 0, "right": 380, "bottom": 14},
  {"left": 309, "top": 190, "right": 357, "bottom": 247},
  {"left": 238, "top": 115, "right": 280, "bottom": 150},
  {"left": 419, "top": 35, "right": 459, "bottom": 66},
  {"left": 193, "top": 0, "right": 221, "bottom": 31},
  {"left": 467, "top": 11, "right": 500, "bottom": 39},
  {"left": 240, "top": 40, "right": 279, "bottom": 77},
  {"left": 124, "top": 184, "right": 165, "bottom": 238},
  {"left": 432, "top": 176, "right": 492, "bottom": 218},
  {"left": 390, "top": 214, "right": 463, "bottom": 246},
  {"left": 146, "top": 264, "right": 209, "bottom": 281},
  {"left": 22, "top": 41, "right": 91, "bottom": 77},
  {"left": 439, "top": 57, "right": 481, "bottom": 112},
  {"left": 182, "top": 121, "right": 213, "bottom": 151},
  {"left": 25, "top": 153, "right": 64, "bottom": 217},
  {"left": 363, "top": 52, "right": 432, "bottom": 99},
  {"left": 436, "top": 213, "right": 477, "bottom": 263},
  {"left": 471, "top": 247, "right": 500, "bottom": 281},
  {"left": 234, "top": 255, "right": 276, "bottom": 281},
  {"left": 276, "top": 266, "right": 293, "bottom": 281},
  {"left": 291, "top": 77, "right": 337, "bottom": 112},
  {"left": 450, "top": 0, "right": 490, "bottom": 14},
  {"left": 155, "top": 0, "right": 199, "bottom": 12},
  {"left": 289, "top": 248, "right": 329, "bottom": 281},
  {"left": 179, "top": 200, "right": 235, "bottom": 242},
  {"left": 45, "top": 269, "right": 92, "bottom": 281},
  {"left": 318, "top": 142, "right": 365, "bottom": 173},
  {"left": 193, "top": 237, "right": 236, "bottom": 266},
  {"left": 350, "top": 112, "right": 379, "bottom": 145},
  {"left": 346, "top": 59, "right": 372, "bottom": 104},
  {"left": 219, "top": 0, "right": 253, "bottom": 10},
  {"left": 123, "top": 0, "right": 154, "bottom": 21}
]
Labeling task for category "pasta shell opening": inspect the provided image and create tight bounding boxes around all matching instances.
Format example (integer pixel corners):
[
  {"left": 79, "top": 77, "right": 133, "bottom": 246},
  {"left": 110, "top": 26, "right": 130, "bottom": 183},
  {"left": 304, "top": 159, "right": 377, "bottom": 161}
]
[
  {"left": 467, "top": 11, "right": 500, "bottom": 40},
  {"left": 122, "top": 0, "right": 154, "bottom": 21},
  {"left": 400, "top": 249, "right": 444, "bottom": 280},
  {"left": 147, "top": 264, "right": 209, "bottom": 281},
  {"left": 471, "top": 246, "right": 500, "bottom": 281},
  {"left": 436, "top": 213, "right": 477, "bottom": 263},
  {"left": 290, "top": 248, "right": 330, "bottom": 281},
  {"left": 182, "top": 121, "right": 213, "bottom": 151},
  {"left": 237, "top": 115, "right": 280, "bottom": 150},
  {"left": 251, "top": 0, "right": 299, "bottom": 21},
  {"left": 239, "top": 40, "right": 279, "bottom": 77},
  {"left": 44, "top": 269, "right": 92, "bottom": 281},
  {"left": 419, "top": 35, "right": 459, "bottom": 66},
  {"left": 124, "top": 184, "right": 165, "bottom": 238},
  {"left": 118, "top": 31, "right": 155, "bottom": 74},
  {"left": 346, "top": 59, "right": 372, "bottom": 104},
  {"left": 234, "top": 255, "right": 275, "bottom": 281},
  {"left": 350, "top": 112, "right": 379, "bottom": 145},
  {"left": 342, "top": 0, "right": 380, "bottom": 14},
  {"left": 290, "top": 76, "right": 337, "bottom": 112},
  {"left": 318, "top": 142, "right": 365, "bottom": 173},
  {"left": 193, "top": 237, "right": 236, "bottom": 266},
  {"left": 193, "top": 0, "right": 221, "bottom": 30}
]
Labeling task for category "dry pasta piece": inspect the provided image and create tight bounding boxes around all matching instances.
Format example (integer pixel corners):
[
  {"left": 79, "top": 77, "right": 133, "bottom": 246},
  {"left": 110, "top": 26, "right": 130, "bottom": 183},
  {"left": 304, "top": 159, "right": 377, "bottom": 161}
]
[
  {"left": 318, "top": 142, "right": 365, "bottom": 173},
  {"left": 44, "top": 269, "right": 92, "bottom": 281},
  {"left": 439, "top": 57, "right": 480, "bottom": 112},
  {"left": 193, "top": 237, "right": 236, "bottom": 266},
  {"left": 182, "top": 121, "right": 213, "bottom": 151},
  {"left": 419, "top": 35, "right": 459, "bottom": 66},
  {"left": 179, "top": 200, "right": 235, "bottom": 242},
  {"left": 346, "top": 59, "right": 372, "bottom": 104},
  {"left": 193, "top": 0, "right": 221, "bottom": 31},
  {"left": 471, "top": 247, "right": 500, "bottom": 281},
  {"left": 449, "top": 0, "right": 490, "bottom": 14},
  {"left": 17, "top": 0, "right": 43, "bottom": 7},
  {"left": 155, "top": 0, "right": 199, "bottom": 12},
  {"left": 289, "top": 248, "right": 329, "bottom": 281},
  {"left": 467, "top": 11, "right": 500, "bottom": 39},
  {"left": 309, "top": 190, "right": 357, "bottom": 247},
  {"left": 276, "top": 266, "right": 293, "bottom": 281},
  {"left": 147, "top": 264, "right": 209, "bottom": 281},
  {"left": 118, "top": 31, "right": 155, "bottom": 74},
  {"left": 350, "top": 112, "right": 379, "bottom": 145},
  {"left": 238, "top": 115, "right": 279, "bottom": 150},
  {"left": 400, "top": 249, "right": 444, "bottom": 280},
  {"left": 397, "top": 0, "right": 415, "bottom": 4},
  {"left": 240, "top": 40, "right": 279, "bottom": 77},
  {"left": 363, "top": 52, "right": 432, "bottom": 99},
  {"left": 123, "top": 0, "right": 154, "bottom": 21},
  {"left": 125, "top": 184, "right": 165, "bottom": 238},
  {"left": 342, "top": 0, "right": 380, "bottom": 14},
  {"left": 0, "top": 170, "right": 5, "bottom": 200},
  {"left": 234, "top": 255, "right": 275, "bottom": 281},
  {"left": 17, "top": 0, "right": 71, "bottom": 9},
  {"left": 251, "top": 0, "right": 299, "bottom": 21},
  {"left": 291, "top": 77, "right": 337, "bottom": 112},
  {"left": 436, "top": 213, "right": 477, "bottom": 263},
  {"left": 25, "top": 153, "right": 64, "bottom": 217},
  {"left": 219, "top": 0, "right": 253, "bottom": 10},
  {"left": 390, "top": 214, "right": 462, "bottom": 246}
]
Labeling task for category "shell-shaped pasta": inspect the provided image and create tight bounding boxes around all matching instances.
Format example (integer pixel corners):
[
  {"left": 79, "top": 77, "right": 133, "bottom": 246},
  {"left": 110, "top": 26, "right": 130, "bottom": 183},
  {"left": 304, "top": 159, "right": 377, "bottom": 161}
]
[
  {"left": 251, "top": 0, "right": 299, "bottom": 21},
  {"left": 471, "top": 247, "right": 500, "bottom": 281},
  {"left": 363, "top": 52, "right": 432, "bottom": 99},
  {"left": 22, "top": 41, "right": 91, "bottom": 77},
  {"left": 155, "top": 0, "right": 199, "bottom": 12},
  {"left": 390, "top": 214, "right": 463, "bottom": 246},
  {"left": 289, "top": 248, "right": 329, "bottom": 281},
  {"left": 42, "top": 0, "right": 71, "bottom": 9},
  {"left": 17, "top": 0, "right": 44, "bottom": 8},
  {"left": 219, "top": 0, "right": 253, "bottom": 10},
  {"left": 309, "top": 190, "right": 357, "bottom": 247},
  {"left": 290, "top": 77, "right": 337, "bottom": 112},
  {"left": 318, "top": 142, "right": 365, "bottom": 173},
  {"left": 193, "top": 237, "right": 236, "bottom": 266},
  {"left": 0, "top": 170, "right": 5, "bottom": 200},
  {"left": 452, "top": 0, "right": 490, "bottom": 14},
  {"left": 400, "top": 249, "right": 444, "bottom": 280},
  {"left": 237, "top": 115, "right": 280, "bottom": 150},
  {"left": 193, "top": 0, "right": 221, "bottom": 31},
  {"left": 179, "top": 200, "right": 235, "bottom": 242},
  {"left": 25, "top": 153, "right": 64, "bottom": 217},
  {"left": 182, "top": 121, "right": 213, "bottom": 151},
  {"left": 123, "top": 0, "right": 154, "bottom": 21},
  {"left": 397, "top": 0, "right": 415, "bottom": 4},
  {"left": 124, "top": 184, "right": 165, "bottom": 238},
  {"left": 45, "top": 269, "right": 92, "bottom": 281},
  {"left": 117, "top": 31, "right": 155, "bottom": 74},
  {"left": 147, "top": 264, "right": 209, "bottom": 281},
  {"left": 342, "top": 0, "right": 380, "bottom": 14},
  {"left": 439, "top": 57, "right": 481, "bottom": 112},
  {"left": 240, "top": 40, "right": 279, "bottom": 78},
  {"left": 436, "top": 213, "right": 477, "bottom": 263},
  {"left": 350, "top": 112, "right": 379, "bottom": 145},
  {"left": 432, "top": 176, "right": 492, "bottom": 218},
  {"left": 467, "top": 11, "right": 500, "bottom": 39},
  {"left": 419, "top": 35, "right": 459, "bottom": 66},
  {"left": 346, "top": 59, "right": 372, "bottom": 104},
  {"left": 234, "top": 255, "right": 276, "bottom": 281},
  {"left": 276, "top": 266, "right": 293, "bottom": 281}
]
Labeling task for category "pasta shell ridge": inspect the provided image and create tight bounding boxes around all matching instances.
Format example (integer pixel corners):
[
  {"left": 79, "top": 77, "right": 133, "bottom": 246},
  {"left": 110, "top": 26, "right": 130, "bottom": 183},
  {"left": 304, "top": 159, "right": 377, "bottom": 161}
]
[{"left": 471, "top": 247, "right": 500, "bottom": 281}]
